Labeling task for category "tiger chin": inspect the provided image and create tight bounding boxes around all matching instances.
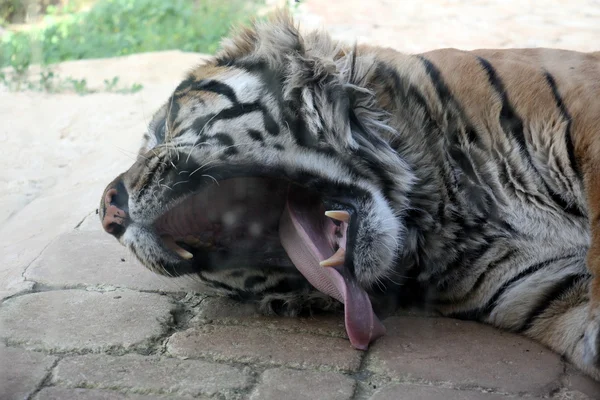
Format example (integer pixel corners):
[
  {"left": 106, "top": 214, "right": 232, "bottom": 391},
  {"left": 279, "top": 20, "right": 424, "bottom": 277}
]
[{"left": 99, "top": 12, "right": 600, "bottom": 381}]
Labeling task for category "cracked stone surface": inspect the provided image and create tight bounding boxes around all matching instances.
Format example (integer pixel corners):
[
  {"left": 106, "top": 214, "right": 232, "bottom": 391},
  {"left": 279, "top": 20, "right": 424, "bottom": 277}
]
[
  {"left": 0, "top": 290, "right": 175, "bottom": 352},
  {"left": 562, "top": 366, "right": 600, "bottom": 399},
  {"left": 370, "top": 384, "right": 508, "bottom": 400},
  {"left": 0, "top": 345, "right": 57, "bottom": 400},
  {"left": 53, "top": 354, "right": 251, "bottom": 399},
  {"left": 249, "top": 368, "right": 356, "bottom": 400},
  {"left": 25, "top": 230, "right": 206, "bottom": 293},
  {"left": 193, "top": 296, "right": 347, "bottom": 338},
  {"left": 3, "top": 1, "right": 600, "bottom": 399},
  {"left": 366, "top": 317, "right": 563, "bottom": 395},
  {"left": 167, "top": 325, "right": 363, "bottom": 372},
  {"left": 34, "top": 387, "right": 194, "bottom": 400}
]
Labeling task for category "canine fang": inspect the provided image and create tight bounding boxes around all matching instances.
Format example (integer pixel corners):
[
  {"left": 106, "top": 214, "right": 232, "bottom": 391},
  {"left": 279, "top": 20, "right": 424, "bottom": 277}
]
[
  {"left": 325, "top": 210, "right": 350, "bottom": 223},
  {"left": 320, "top": 247, "right": 346, "bottom": 267}
]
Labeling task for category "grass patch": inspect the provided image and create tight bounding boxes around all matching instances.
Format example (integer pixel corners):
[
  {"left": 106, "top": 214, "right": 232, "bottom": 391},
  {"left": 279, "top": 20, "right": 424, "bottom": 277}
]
[
  {"left": 0, "top": 0, "right": 261, "bottom": 93},
  {"left": 2, "top": 0, "right": 259, "bottom": 68}
]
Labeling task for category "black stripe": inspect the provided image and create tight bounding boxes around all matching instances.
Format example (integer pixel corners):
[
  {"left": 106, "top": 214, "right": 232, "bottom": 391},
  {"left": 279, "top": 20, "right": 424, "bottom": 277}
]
[
  {"left": 136, "top": 156, "right": 165, "bottom": 199},
  {"left": 197, "top": 272, "right": 239, "bottom": 293},
  {"left": 191, "top": 80, "right": 239, "bottom": 105},
  {"left": 450, "top": 253, "right": 578, "bottom": 320},
  {"left": 517, "top": 273, "right": 585, "bottom": 333},
  {"left": 218, "top": 102, "right": 279, "bottom": 136},
  {"left": 350, "top": 111, "right": 398, "bottom": 200},
  {"left": 262, "top": 106, "right": 280, "bottom": 136},
  {"left": 434, "top": 248, "right": 518, "bottom": 306},
  {"left": 214, "top": 101, "right": 262, "bottom": 120},
  {"left": 212, "top": 133, "right": 237, "bottom": 156},
  {"left": 543, "top": 71, "right": 581, "bottom": 179},
  {"left": 419, "top": 56, "right": 454, "bottom": 105},
  {"left": 373, "top": 62, "right": 404, "bottom": 105},
  {"left": 284, "top": 89, "right": 319, "bottom": 147},
  {"left": 546, "top": 189, "right": 585, "bottom": 218},
  {"left": 418, "top": 56, "right": 480, "bottom": 146},
  {"left": 192, "top": 114, "right": 215, "bottom": 135},
  {"left": 481, "top": 259, "right": 556, "bottom": 315},
  {"left": 478, "top": 57, "right": 584, "bottom": 217},
  {"left": 248, "top": 129, "right": 264, "bottom": 143},
  {"left": 174, "top": 77, "right": 194, "bottom": 93},
  {"left": 465, "top": 249, "right": 516, "bottom": 298},
  {"left": 477, "top": 57, "right": 528, "bottom": 153},
  {"left": 192, "top": 101, "right": 280, "bottom": 137},
  {"left": 437, "top": 241, "right": 493, "bottom": 287}
]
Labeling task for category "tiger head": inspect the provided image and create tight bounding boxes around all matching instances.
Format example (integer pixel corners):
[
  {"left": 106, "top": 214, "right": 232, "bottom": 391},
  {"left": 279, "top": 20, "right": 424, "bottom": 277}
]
[{"left": 99, "top": 13, "right": 414, "bottom": 348}]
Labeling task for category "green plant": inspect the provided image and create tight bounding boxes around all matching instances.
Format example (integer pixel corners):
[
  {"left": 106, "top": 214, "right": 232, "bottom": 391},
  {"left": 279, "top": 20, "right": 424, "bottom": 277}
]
[
  {"left": 67, "top": 77, "right": 89, "bottom": 94},
  {"left": 0, "top": 0, "right": 260, "bottom": 68},
  {"left": 103, "top": 76, "right": 119, "bottom": 91},
  {"left": 103, "top": 76, "right": 143, "bottom": 94},
  {"left": 39, "top": 69, "right": 56, "bottom": 91},
  {"left": 121, "top": 82, "right": 143, "bottom": 94},
  {"left": 0, "top": 66, "right": 144, "bottom": 95}
]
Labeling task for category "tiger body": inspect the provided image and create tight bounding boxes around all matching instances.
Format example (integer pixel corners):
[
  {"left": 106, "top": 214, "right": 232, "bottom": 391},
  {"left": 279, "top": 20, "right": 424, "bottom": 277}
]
[{"left": 99, "top": 13, "right": 600, "bottom": 380}]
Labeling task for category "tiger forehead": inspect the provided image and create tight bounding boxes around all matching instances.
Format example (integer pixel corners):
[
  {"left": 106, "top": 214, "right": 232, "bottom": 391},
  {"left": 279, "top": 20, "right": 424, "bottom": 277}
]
[
  {"left": 173, "top": 65, "right": 261, "bottom": 102},
  {"left": 189, "top": 64, "right": 230, "bottom": 80}
]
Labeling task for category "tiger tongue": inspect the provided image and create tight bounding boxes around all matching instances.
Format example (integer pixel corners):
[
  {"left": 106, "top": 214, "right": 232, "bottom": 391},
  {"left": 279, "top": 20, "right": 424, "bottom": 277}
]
[{"left": 278, "top": 199, "right": 386, "bottom": 350}]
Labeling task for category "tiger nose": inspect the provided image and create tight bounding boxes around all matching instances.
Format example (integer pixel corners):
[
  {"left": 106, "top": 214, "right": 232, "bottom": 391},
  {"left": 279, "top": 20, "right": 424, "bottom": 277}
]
[{"left": 101, "top": 180, "right": 130, "bottom": 238}]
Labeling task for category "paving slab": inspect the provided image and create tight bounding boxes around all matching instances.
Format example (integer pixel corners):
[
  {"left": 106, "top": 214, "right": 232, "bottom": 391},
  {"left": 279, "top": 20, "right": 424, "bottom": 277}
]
[
  {"left": 366, "top": 317, "right": 562, "bottom": 396},
  {"left": 0, "top": 346, "right": 57, "bottom": 400},
  {"left": 0, "top": 51, "right": 206, "bottom": 302},
  {"left": 562, "top": 366, "right": 600, "bottom": 399},
  {"left": 369, "top": 384, "right": 510, "bottom": 400},
  {"left": 34, "top": 387, "right": 195, "bottom": 400},
  {"left": 550, "top": 388, "right": 594, "bottom": 400},
  {"left": 0, "top": 185, "right": 104, "bottom": 301},
  {"left": 194, "top": 296, "right": 347, "bottom": 338},
  {"left": 167, "top": 325, "right": 363, "bottom": 372},
  {"left": 25, "top": 230, "right": 206, "bottom": 293},
  {"left": 249, "top": 367, "right": 355, "bottom": 400},
  {"left": 0, "top": 289, "right": 174, "bottom": 352},
  {"left": 53, "top": 354, "right": 250, "bottom": 399}
]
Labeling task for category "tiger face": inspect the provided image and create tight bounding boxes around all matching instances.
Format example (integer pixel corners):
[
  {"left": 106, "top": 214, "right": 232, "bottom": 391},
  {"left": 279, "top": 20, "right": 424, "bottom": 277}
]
[
  {"left": 99, "top": 15, "right": 412, "bottom": 348},
  {"left": 100, "top": 13, "right": 600, "bottom": 380}
]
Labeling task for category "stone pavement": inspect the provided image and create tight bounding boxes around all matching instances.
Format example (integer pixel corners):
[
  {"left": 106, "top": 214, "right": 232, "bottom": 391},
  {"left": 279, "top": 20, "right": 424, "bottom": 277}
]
[
  {"left": 2, "top": 219, "right": 600, "bottom": 399},
  {"left": 2, "top": 1, "right": 600, "bottom": 399}
]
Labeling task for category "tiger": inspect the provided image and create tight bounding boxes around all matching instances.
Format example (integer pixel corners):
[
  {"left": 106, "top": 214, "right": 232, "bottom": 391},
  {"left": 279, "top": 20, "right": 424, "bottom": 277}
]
[{"left": 99, "top": 12, "right": 600, "bottom": 381}]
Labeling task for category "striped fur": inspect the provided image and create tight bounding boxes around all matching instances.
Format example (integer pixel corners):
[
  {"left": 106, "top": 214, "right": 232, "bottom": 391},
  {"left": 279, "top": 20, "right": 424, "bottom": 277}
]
[{"left": 100, "top": 13, "right": 600, "bottom": 380}]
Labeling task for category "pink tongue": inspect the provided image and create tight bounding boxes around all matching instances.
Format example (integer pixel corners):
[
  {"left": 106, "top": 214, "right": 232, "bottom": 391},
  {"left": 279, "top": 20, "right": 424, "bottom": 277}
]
[{"left": 279, "top": 200, "right": 386, "bottom": 350}]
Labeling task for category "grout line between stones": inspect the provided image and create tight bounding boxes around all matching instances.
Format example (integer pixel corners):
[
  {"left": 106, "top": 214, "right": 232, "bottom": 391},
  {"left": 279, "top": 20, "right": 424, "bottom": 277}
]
[
  {"left": 73, "top": 210, "right": 96, "bottom": 230},
  {"left": 25, "top": 356, "right": 61, "bottom": 400},
  {"left": 20, "top": 235, "right": 61, "bottom": 281}
]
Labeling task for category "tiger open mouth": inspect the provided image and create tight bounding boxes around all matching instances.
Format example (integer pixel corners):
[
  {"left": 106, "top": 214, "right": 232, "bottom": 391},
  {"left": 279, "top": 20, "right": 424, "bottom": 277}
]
[{"left": 153, "top": 177, "right": 385, "bottom": 349}]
